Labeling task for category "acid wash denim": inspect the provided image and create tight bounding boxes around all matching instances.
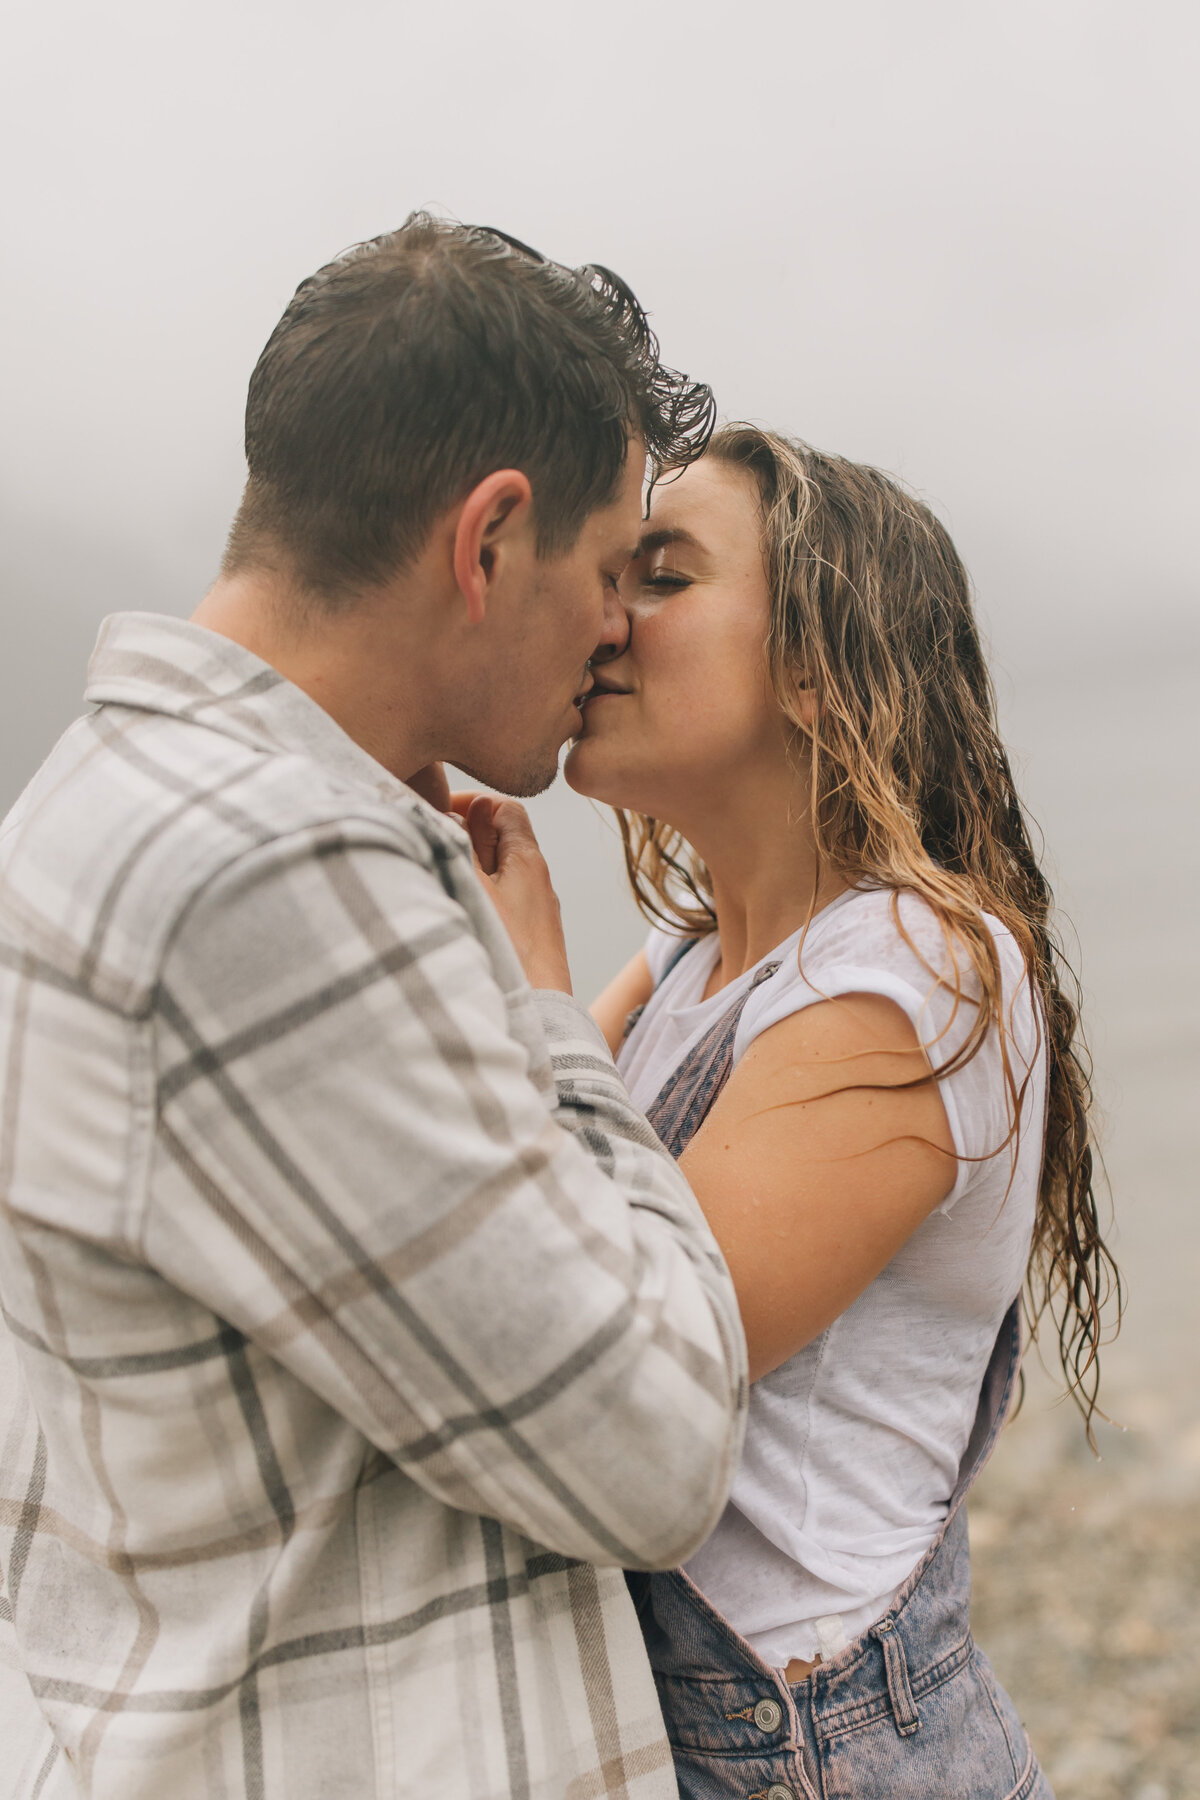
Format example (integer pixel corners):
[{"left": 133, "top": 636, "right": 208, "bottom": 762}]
[{"left": 627, "top": 946, "right": 1055, "bottom": 1800}]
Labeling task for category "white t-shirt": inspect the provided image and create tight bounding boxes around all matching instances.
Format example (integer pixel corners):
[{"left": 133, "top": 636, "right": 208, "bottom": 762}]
[{"left": 619, "top": 887, "right": 1045, "bottom": 1667}]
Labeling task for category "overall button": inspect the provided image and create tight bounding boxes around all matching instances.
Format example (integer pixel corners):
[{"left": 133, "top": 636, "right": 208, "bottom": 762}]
[
  {"left": 753, "top": 1698, "right": 783, "bottom": 1732},
  {"left": 766, "top": 1786, "right": 795, "bottom": 1800}
]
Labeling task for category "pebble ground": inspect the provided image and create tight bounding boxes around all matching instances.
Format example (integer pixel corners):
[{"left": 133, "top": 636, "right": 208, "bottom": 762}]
[{"left": 969, "top": 1376, "right": 1200, "bottom": 1800}]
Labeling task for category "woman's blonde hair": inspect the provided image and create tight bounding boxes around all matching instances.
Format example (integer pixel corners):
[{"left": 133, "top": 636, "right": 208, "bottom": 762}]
[{"left": 618, "top": 425, "right": 1119, "bottom": 1437}]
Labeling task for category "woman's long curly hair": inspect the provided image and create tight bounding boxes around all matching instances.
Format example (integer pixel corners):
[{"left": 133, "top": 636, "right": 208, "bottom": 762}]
[{"left": 618, "top": 425, "right": 1120, "bottom": 1439}]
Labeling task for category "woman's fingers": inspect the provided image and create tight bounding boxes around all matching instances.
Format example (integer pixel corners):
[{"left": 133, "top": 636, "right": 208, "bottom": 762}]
[
  {"left": 405, "top": 762, "right": 452, "bottom": 811},
  {"left": 447, "top": 789, "right": 485, "bottom": 818},
  {"left": 463, "top": 795, "right": 501, "bottom": 875},
  {"left": 452, "top": 803, "right": 571, "bottom": 990},
  {"left": 458, "top": 798, "right": 546, "bottom": 879},
  {"left": 455, "top": 798, "right": 571, "bottom": 992},
  {"left": 487, "top": 800, "right": 543, "bottom": 870}
]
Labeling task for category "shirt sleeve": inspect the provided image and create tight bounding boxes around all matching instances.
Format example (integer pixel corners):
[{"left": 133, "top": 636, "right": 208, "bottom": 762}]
[{"left": 146, "top": 821, "right": 747, "bottom": 1570}]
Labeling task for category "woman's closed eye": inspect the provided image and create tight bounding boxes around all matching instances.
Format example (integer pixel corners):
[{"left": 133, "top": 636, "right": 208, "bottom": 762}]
[{"left": 626, "top": 561, "right": 693, "bottom": 595}]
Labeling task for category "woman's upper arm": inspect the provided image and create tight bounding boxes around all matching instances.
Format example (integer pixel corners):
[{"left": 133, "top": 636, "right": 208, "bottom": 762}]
[
  {"left": 677, "top": 991, "right": 958, "bottom": 1382},
  {"left": 590, "top": 949, "right": 654, "bottom": 1055}
]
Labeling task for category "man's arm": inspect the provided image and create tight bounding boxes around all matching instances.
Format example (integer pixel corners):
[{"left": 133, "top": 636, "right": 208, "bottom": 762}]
[{"left": 146, "top": 819, "right": 746, "bottom": 1570}]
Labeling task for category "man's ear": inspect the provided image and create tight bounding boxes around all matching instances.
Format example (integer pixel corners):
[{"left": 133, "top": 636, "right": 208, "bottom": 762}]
[{"left": 452, "top": 470, "right": 534, "bottom": 625}]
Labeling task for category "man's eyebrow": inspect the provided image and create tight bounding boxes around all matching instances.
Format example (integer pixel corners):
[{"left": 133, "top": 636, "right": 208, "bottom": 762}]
[{"left": 632, "top": 526, "right": 705, "bottom": 558}]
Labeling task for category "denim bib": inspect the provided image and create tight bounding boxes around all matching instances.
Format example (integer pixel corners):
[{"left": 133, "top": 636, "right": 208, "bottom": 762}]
[{"left": 629, "top": 947, "right": 1053, "bottom": 1800}]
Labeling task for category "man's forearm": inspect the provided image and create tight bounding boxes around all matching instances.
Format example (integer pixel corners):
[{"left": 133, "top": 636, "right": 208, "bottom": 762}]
[{"left": 148, "top": 826, "right": 746, "bottom": 1568}]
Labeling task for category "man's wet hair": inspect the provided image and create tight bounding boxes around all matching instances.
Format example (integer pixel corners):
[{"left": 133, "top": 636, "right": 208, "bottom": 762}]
[{"left": 224, "top": 212, "right": 716, "bottom": 600}]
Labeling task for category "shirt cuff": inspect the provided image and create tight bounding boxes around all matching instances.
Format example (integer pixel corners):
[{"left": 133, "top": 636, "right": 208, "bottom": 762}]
[{"left": 529, "top": 989, "right": 615, "bottom": 1060}]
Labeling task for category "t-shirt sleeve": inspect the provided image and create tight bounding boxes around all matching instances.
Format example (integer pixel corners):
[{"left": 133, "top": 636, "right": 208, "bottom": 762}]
[{"left": 732, "top": 892, "right": 1040, "bottom": 1214}]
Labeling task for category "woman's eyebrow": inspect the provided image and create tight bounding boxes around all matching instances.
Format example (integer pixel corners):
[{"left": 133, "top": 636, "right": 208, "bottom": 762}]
[{"left": 633, "top": 526, "right": 706, "bottom": 557}]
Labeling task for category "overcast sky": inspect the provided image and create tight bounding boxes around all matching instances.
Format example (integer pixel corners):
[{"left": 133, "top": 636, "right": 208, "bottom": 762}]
[{"left": 2, "top": 0, "right": 1197, "bottom": 981}]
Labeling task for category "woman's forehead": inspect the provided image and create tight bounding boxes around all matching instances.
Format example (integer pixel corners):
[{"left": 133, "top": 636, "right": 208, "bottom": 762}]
[{"left": 645, "top": 457, "right": 761, "bottom": 550}]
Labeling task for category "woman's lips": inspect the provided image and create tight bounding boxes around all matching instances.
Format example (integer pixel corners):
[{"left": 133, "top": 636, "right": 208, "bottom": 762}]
[{"left": 580, "top": 685, "right": 631, "bottom": 703}]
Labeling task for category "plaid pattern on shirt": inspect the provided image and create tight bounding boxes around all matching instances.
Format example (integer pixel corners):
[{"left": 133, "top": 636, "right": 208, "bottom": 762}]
[{"left": 0, "top": 612, "right": 747, "bottom": 1800}]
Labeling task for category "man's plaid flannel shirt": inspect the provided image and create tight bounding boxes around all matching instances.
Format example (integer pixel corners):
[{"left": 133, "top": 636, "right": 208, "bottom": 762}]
[{"left": 0, "top": 612, "right": 747, "bottom": 1799}]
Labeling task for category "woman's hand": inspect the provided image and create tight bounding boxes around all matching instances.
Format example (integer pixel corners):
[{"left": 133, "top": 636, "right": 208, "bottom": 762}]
[
  {"left": 453, "top": 794, "right": 573, "bottom": 995},
  {"left": 405, "top": 763, "right": 453, "bottom": 811}
]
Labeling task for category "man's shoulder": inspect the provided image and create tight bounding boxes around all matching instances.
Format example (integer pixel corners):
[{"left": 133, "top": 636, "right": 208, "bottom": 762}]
[{"left": 0, "top": 702, "right": 451, "bottom": 1017}]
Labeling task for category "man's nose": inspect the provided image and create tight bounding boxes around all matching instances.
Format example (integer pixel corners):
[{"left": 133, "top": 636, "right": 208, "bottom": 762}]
[{"left": 589, "top": 582, "right": 631, "bottom": 665}]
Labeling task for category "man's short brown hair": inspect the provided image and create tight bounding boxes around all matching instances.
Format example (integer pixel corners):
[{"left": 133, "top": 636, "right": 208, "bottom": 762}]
[{"left": 223, "top": 213, "right": 715, "bottom": 599}]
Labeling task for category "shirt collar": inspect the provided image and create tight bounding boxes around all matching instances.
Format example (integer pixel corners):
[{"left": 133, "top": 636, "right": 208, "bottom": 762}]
[{"left": 84, "top": 610, "right": 418, "bottom": 808}]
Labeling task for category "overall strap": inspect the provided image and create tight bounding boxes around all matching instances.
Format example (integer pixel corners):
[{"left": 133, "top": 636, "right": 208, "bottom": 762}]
[
  {"left": 936, "top": 1039, "right": 1044, "bottom": 1516},
  {"left": 645, "top": 957, "right": 781, "bottom": 1160},
  {"left": 659, "top": 935, "right": 702, "bottom": 985},
  {"left": 945, "top": 1292, "right": 1023, "bottom": 1519}
]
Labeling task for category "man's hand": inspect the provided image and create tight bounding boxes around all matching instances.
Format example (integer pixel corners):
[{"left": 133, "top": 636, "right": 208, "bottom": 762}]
[{"left": 452, "top": 794, "right": 573, "bottom": 994}]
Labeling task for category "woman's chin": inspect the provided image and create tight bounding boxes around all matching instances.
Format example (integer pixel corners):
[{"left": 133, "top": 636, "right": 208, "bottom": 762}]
[
  {"left": 563, "top": 737, "right": 634, "bottom": 806},
  {"left": 562, "top": 738, "right": 602, "bottom": 798}
]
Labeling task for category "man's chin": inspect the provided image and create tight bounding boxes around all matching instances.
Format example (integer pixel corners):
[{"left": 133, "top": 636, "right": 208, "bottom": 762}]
[
  {"left": 451, "top": 751, "right": 561, "bottom": 801},
  {"left": 502, "top": 763, "right": 560, "bottom": 800}
]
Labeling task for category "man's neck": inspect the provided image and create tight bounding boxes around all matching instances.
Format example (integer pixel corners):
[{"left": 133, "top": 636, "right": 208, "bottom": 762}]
[{"left": 192, "top": 568, "right": 441, "bottom": 782}]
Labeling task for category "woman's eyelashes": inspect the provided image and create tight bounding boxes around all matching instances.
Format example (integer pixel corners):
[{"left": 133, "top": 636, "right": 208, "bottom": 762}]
[
  {"left": 637, "top": 565, "right": 692, "bottom": 593},
  {"left": 619, "top": 555, "right": 693, "bottom": 604}
]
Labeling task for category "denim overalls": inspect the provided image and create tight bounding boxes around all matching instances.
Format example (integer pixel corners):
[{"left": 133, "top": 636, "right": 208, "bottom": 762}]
[{"left": 627, "top": 952, "right": 1054, "bottom": 1800}]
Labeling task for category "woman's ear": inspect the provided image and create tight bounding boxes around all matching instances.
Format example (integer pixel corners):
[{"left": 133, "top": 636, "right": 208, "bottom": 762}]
[
  {"left": 791, "top": 676, "right": 818, "bottom": 734},
  {"left": 451, "top": 470, "right": 534, "bottom": 624}
]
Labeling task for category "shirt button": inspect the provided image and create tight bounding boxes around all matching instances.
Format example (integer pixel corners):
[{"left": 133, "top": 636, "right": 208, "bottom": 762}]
[
  {"left": 766, "top": 1786, "right": 795, "bottom": 1800},
  {"left": 754, "top": 1698, "right": 784, "bottom": 1732}
]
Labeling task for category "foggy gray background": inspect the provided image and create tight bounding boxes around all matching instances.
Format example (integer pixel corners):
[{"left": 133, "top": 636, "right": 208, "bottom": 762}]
[{"left": 3, "top": 0, "right": 1198, "bottom": 1505}]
